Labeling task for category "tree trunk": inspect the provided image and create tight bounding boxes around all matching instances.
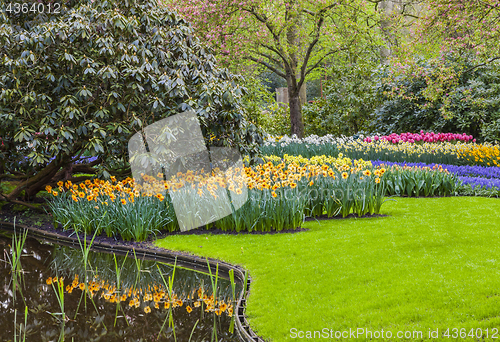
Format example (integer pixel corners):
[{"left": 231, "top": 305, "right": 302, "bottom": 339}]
[
  {"left": 289, "top": 90, "right": 304, "bottom": 138},
  {"left": 6, "top": 154, "right": 71, "bottom": 201}
]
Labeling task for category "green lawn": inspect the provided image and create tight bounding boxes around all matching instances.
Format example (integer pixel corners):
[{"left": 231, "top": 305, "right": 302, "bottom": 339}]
[{"left": 155, "top": 197, "right": 500, "bottom": 341}]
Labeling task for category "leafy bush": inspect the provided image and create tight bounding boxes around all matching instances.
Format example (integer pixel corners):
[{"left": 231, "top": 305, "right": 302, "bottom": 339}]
[
  {"left": 373, "top": 57, "right": 500, "bottom": 142},
  {"left": 0, "top": 0, "right": 261, "bottom": 202},
  {"left": 303, "top": 63, "right": 380, "bottom": 137},
  {"left": 239, "top": 75, "right": 289, "bottom": 136},
  {"left": 259, "top": 105, "right": 291, "bottom": 136}
]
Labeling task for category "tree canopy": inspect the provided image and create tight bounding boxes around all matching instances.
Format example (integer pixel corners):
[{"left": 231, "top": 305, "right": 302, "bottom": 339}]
[
  {"left": 166, "top": 0, "right": 384, "bottom": 137},
  {"left": 382, "top": 0, "right": 500, "bottom": 112}
]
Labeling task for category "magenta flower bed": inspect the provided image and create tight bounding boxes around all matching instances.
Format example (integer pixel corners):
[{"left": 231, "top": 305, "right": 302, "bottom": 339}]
[{"left": 364, "top": 131, "right": 475, "bottom": 144}]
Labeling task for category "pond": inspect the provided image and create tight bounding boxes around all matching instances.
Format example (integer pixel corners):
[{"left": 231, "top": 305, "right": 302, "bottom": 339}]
[{"left": 0, "top": 230, "right": 241, "bottom": 342}]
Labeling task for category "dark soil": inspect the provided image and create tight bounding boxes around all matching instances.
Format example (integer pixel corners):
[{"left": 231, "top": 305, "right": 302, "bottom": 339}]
[
  {"left": 0, "top": 203, "right": 155, "bottom": 250},
  {"left": 0, "top": 202, "right": 309, "bottom": 251},
  {"left": 304, "top": 213, "right": 389, "bottom": 221},
  {"left": 0, "top": 202, "right": 388, "bottom": 248},
  {"left": 158, "top": 227, "right": 309, "bottom": 237}
]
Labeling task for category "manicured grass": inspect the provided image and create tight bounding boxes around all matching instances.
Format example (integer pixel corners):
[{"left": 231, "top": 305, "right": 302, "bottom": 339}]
[{"left": 155, "top": 197, "right": 500, "bottom": 341}]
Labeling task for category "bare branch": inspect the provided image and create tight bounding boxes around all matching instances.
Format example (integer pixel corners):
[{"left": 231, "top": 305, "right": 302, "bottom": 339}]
[
  {"left": 298, "top": 3, "right": 337, "bottom": 90},
  {"left": 0, "top": 193, "right": 46, "bottom": 212},
  {"left": 242, "top": 7, "right": 287, "bottom": 58},
  {"left": 255, "top": 51, "right": 284, "bottom": 68},
  {"left": 0, "top": 173, "right": 30, "bottom": 180},
  {"left": 464, "top": 56, "right": 500, "bottom": 74},
  {"left": 304, "top": 47, "right": 350, "bottom": 77},
  {"left": 260, "top": 43, "right": 292, "bottom": 69},
  {"left": 302, "top": 8, "right": 316, "bottom": 16},
  {"left": 245, "top": 56, "right": 287, "bottom": 78}
]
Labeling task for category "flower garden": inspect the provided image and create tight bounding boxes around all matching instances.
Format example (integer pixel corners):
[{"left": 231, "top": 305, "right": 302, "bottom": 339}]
[
  {"left": 5, "top": 125, "right": 500, "bottom": 341},
  {"left": 2, "top": 0, "right": 500, "bottom": 340},
  {"left": 45, "top": 133, "right": 478, "bottom": 241},
  {"left": 26, "top": 131, "right": 500, "bottom": 341}
]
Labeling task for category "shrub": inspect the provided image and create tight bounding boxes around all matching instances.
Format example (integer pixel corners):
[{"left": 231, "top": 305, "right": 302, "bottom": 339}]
[
  {"left": 373, "top": 57, "right": 500, "bottom": 142},
  {"left": 303, "top": 63, "right": 380, "bottom": 137},
  {"left": 0, "top": 0, "right": 261, "bottom": 203}
]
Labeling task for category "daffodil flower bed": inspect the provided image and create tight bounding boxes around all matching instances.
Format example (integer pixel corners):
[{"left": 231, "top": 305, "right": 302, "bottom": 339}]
[
  {"left": 46, "top": 177, "right": 175, "bottom": 241},
  {"left": 46, "top": 157, "right": 389, "bottom": 239},
  {"left": 45, "top": 153, "right": 460, "bottom": 240}
]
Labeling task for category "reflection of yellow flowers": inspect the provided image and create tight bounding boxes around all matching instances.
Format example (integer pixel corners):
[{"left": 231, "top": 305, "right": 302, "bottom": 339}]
[{"left": 46, "top": 276, "right": 239, "bottom": 317}]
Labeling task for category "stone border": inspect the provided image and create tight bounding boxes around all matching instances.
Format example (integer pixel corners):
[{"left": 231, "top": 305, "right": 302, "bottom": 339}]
[{"left": 0, "top": 220, "right": 265, "bottom": 342}]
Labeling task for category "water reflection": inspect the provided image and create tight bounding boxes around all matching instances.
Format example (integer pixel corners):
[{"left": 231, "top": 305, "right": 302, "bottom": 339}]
[{"left": 0, "top": 232, "right": 240, "bottom": 342}]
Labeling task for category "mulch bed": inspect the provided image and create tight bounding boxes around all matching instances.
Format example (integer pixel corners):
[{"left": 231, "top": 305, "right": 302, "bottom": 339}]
[
  {"left": 0, "top": 203, "right": 309, "bottom": 250},
  {"left": 304, "top": 213, "right": 389, "bottom": 221},
  {"left": 0, "top": 202, "right": 388, "bottom": 247}
]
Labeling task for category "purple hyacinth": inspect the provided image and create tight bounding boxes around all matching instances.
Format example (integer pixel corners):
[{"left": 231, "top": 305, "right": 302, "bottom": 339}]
[
  {"left": 370, "top": 160, "right": 500, "bottom": 190},
  {"left": 456, "top": 176, "right": 500, "bottom": 189}
]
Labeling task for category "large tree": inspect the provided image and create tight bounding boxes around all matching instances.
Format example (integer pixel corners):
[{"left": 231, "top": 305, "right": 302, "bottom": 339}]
[
  {"left": 0, "top": 0, "right": 261, "bottom": 206},
  {"left": 166, "top": 0, "right": 383, "bottom": 137}
]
